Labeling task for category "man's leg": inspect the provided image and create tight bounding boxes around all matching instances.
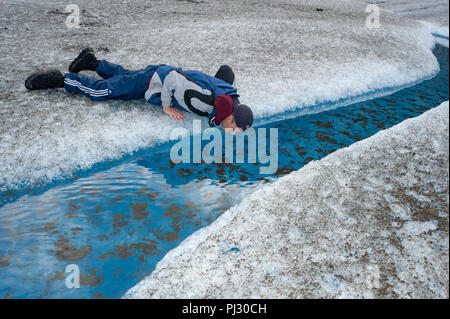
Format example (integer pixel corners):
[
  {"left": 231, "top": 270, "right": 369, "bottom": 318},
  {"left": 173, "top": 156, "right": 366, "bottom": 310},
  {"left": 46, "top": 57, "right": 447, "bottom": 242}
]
[
  {"left": 64, "top": 70, "right": 152, "bottom": 101},
  {"left": 69, "top": 48, "right": 151, "bottom": 80},
  {"left": 95, "top": 60, "right": 139, "bottom": 79},
  {"left": 214, "top": 65, "right": 235, "bottom": 85}
]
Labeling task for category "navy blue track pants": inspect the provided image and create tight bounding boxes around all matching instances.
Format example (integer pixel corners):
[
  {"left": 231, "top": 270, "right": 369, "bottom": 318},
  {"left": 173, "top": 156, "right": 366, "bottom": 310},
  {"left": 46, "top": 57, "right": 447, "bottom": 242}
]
[{"left": 64, "top": 60, "right": 158, "bottom": 101}]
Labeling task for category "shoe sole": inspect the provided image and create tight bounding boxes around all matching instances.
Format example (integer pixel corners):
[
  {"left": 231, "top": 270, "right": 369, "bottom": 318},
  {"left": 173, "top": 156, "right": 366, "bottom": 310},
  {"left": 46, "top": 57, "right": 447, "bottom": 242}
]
[
  {"left": 25, "top": 73, "right": 40, "bottom": 90},
  {"left": 69, "top": 47, "right": 94, "bottom": 73}
]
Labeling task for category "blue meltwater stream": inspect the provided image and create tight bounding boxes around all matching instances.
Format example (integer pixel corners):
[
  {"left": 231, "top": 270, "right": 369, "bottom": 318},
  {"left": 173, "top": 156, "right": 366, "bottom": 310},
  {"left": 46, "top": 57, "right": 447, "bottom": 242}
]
[{"left": 0, "top": 44, "right": 448, "bottom": 298}]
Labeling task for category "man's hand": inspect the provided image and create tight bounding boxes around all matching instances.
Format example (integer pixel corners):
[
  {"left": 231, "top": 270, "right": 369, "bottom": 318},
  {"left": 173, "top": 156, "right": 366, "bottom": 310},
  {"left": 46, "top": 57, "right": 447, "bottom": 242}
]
[{"left": 163, "top": 106, "right": 186, "bottom": 122}]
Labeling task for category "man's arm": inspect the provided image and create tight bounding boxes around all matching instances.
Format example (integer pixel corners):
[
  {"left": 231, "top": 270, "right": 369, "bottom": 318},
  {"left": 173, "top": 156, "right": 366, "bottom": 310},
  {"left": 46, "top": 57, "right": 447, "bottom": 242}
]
[{"left": 161, "top": 70, "right": 185, "bottom": 121}]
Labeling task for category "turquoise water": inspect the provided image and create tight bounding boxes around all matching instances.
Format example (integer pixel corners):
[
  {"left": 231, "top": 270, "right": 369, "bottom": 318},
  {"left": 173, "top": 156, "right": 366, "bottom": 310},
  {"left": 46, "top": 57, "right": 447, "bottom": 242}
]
[{"left": 0, "top": 44, "right": 448, "bottom": 298}]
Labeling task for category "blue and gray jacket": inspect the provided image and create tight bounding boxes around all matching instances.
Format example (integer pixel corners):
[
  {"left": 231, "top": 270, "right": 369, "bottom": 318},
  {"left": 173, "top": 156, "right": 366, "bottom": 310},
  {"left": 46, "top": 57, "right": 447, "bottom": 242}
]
[{"left": 144, "top": 64, "right": 239, "bottom": 127}]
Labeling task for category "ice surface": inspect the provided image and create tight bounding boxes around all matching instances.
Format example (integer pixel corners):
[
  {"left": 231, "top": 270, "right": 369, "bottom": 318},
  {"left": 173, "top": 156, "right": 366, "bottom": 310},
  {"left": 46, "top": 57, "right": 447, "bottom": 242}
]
[
  {"left": 0, "top": 0, "right": 442, "bottom": 191},
  {"left": 125, "top": 101, "right": 449, "bottom": 298}
]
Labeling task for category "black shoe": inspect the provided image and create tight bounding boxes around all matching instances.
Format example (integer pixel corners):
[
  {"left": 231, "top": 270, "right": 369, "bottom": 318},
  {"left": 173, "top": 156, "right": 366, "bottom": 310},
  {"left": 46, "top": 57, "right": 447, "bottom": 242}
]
[
  {"left": 69, "top": 47, "right": 100, "bottom": 74},
  {"left": 25, "top": 70, "right": 65, "bottom": 90}
]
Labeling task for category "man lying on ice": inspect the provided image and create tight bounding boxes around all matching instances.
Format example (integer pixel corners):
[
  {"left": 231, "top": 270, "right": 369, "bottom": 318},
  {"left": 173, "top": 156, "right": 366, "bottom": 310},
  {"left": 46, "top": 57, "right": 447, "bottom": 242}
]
[{"left": 25, "top": 48, "right": 253, "bottom": 134}]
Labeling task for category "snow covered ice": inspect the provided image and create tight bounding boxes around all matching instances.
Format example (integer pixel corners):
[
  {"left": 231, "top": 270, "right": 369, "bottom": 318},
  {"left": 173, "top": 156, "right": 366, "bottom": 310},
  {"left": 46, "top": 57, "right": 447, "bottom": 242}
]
[
  {"left": 0, "top": 0, "right": 448, "bottom": 300},
  {"left": 0, "top": 0, "right": 442, "bottom": 191},
  {"left": 125, "top": 101, "right": 449, "bottom": 299}
]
